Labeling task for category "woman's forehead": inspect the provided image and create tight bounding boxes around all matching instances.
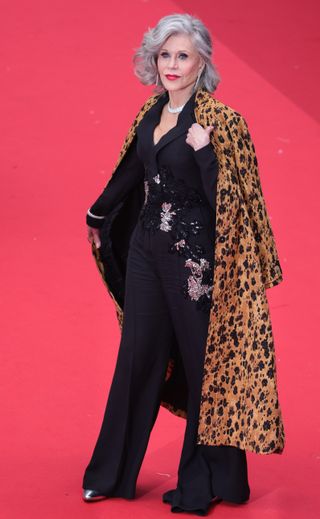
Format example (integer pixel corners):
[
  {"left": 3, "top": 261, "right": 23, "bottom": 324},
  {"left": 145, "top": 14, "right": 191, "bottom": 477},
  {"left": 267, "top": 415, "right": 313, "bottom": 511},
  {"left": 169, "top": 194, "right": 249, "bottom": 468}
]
[{"left": 160, "top": 33, "right": 195, "bottom": 50}]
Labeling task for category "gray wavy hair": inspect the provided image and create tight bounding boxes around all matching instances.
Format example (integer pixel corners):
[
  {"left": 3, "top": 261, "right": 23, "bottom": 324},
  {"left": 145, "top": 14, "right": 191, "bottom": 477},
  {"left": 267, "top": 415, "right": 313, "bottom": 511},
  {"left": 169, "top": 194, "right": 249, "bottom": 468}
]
[{"left": 132, "top": 13, "right": 221, "bottom": 94}]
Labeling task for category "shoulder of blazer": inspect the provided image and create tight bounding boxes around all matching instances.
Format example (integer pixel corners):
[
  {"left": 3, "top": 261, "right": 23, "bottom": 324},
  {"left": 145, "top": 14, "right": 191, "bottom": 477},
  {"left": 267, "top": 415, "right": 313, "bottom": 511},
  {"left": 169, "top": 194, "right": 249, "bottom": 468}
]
[{"left": 111, "top": 88, "right": 247, "bottom": 175}]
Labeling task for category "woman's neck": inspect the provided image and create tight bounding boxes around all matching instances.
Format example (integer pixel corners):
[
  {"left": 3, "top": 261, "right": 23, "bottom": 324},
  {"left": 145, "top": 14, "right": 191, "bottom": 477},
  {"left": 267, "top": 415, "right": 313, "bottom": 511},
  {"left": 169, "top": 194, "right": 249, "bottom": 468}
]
[{"left": 167, "top": 87, "right": 195, "bottom": 109}]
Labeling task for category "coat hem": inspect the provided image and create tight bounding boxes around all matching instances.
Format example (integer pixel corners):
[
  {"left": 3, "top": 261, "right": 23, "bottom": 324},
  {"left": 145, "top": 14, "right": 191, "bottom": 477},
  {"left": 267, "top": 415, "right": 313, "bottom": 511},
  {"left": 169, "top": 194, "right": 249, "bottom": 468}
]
[
  {"left": 195, "top": 436, "right": 285, "bottom": 455},
  {"left": 160, "top": 400, "right": 187, "bottom": 419}
]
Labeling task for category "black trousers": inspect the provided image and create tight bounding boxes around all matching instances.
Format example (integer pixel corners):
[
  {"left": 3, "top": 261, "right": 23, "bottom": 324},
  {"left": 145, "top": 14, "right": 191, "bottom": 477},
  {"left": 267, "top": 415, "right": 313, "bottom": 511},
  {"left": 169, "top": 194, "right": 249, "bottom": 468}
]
[{"left": 83, "top": 218, "right": 250, "bottom": 512}]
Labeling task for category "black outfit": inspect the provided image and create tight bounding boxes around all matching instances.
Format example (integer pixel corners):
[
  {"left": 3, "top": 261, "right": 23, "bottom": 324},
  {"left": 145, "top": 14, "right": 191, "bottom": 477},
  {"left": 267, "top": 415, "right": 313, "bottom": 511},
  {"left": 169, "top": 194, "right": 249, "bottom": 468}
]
[{"left": 83, "top": 91, "right": 250, "bottom": 514}]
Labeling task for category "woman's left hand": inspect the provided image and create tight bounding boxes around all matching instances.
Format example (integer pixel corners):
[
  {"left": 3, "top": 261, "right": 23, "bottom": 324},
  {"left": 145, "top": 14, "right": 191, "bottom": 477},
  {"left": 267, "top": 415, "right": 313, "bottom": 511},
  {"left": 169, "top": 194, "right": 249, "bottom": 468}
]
[{"left": 186, "top": 123, "right": 214, "bottom": 151}]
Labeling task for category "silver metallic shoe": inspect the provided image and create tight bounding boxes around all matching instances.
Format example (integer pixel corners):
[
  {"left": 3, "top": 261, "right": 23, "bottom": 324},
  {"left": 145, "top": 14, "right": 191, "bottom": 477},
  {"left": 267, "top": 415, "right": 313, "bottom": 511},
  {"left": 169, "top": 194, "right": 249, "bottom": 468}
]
[{"left": 82, "top": 489, "right": 108, "bottom": 502}]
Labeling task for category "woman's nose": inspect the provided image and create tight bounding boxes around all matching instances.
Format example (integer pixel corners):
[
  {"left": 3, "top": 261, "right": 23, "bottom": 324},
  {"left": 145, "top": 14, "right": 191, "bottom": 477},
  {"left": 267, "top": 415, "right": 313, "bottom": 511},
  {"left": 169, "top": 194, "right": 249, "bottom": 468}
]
[{"left": 169, "top": 56, "right": 178, "bottom": 68}]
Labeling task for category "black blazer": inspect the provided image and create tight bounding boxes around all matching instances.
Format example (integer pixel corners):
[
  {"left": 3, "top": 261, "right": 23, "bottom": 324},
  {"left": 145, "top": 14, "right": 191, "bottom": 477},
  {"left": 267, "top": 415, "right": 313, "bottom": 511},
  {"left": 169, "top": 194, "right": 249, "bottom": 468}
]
[{"left": 87, "top": 90, "right": 219, "bottom": 228}]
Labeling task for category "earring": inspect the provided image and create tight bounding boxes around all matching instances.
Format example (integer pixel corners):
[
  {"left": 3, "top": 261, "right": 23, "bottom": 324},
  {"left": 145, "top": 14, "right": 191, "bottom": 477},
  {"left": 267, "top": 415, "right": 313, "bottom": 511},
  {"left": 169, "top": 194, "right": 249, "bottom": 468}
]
[
  {"left": 156, "top": 72, "right": 160, "bottom": 86},
  {"left": 194, "top": 67, "right": 204, "bottom": 91}
]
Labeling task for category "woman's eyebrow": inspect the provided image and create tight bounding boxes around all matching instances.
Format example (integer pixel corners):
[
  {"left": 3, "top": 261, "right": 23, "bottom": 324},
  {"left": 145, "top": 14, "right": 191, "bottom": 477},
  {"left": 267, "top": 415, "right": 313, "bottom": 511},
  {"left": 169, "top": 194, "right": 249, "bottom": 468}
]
[{"left": 159, "top": 49, "right": 189, "bottom": 52}]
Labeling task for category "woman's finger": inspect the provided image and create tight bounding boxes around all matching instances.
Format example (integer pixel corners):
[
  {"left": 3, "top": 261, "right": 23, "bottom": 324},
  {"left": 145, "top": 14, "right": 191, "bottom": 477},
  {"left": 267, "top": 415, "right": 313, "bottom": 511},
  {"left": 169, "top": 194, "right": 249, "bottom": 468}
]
[
  {"left": 92, "top": 230, "right": 101, "bottom": 248},
  {"left": 87, "top": 229, "right": 93, "bottom": 244}
]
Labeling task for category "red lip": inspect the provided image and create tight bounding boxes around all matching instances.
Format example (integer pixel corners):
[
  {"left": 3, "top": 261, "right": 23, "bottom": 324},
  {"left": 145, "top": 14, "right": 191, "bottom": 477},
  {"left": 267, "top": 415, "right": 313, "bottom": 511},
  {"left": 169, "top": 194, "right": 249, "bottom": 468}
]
[{"left": 165, "top": 74, "right": 180, "bottom": 80}]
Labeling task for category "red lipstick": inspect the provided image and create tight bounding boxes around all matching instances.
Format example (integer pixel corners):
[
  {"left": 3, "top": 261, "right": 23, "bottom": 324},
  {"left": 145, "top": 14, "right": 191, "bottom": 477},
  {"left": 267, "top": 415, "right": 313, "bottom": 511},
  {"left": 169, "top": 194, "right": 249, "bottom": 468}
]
[{"left": 165, "top": 74, "right": 180, "bottom": 80}]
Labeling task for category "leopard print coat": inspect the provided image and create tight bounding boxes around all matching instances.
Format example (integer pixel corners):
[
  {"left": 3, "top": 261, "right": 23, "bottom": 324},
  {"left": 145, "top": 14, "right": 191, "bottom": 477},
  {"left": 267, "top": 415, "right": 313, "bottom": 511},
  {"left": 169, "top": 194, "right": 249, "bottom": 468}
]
[{"left": 90, "top": 87, "right": 285, "bottom": 455}]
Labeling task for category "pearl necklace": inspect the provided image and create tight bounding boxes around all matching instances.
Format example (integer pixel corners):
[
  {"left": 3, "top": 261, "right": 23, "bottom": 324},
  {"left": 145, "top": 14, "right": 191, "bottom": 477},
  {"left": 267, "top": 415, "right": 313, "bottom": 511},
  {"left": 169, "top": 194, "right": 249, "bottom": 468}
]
[{"left": 167, "top": 102, "right": 185, "bottom": 114}]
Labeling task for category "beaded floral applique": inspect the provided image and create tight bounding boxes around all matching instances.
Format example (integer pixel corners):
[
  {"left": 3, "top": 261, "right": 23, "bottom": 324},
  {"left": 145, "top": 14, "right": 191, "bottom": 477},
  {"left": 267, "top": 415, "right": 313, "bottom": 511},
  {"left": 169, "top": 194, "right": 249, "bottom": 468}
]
[{"left": 139, "top": 166, "right": 214, "bottom": 312}]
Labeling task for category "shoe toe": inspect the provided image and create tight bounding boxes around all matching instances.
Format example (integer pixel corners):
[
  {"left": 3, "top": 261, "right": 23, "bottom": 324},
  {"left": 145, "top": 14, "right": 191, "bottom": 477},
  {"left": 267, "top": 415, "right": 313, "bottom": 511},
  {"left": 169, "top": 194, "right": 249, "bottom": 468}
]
[{"left": 82, "top": 489, "right": 108, "bottom": 501}]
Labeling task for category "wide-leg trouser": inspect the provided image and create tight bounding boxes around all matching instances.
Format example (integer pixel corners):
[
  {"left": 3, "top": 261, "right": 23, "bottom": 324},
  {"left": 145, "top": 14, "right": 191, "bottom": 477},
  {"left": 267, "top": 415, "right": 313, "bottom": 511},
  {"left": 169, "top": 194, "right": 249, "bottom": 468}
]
[{"left": 82, "top": 218, "right": 250, "bottom": 511}]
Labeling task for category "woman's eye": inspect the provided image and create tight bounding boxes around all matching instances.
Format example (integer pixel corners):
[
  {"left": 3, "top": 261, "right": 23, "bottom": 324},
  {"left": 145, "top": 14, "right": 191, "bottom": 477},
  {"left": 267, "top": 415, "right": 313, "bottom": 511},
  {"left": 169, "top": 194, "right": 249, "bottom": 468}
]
[{"left": 159, "top": 52, "right": 188, "bottom": 59}]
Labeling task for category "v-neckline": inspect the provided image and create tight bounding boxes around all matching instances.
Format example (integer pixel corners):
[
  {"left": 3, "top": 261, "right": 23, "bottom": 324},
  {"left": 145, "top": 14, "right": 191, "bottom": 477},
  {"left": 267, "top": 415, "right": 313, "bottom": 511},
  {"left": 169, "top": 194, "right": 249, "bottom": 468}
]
[
  {"left": 151, "top": 91, "right": 195, "bottom": 147},
  {"left": 152, "top": 99, "right": 178, "bottom": 147},
  {"left": 153, "top": 124, "right": 177, "bottom": 147}
]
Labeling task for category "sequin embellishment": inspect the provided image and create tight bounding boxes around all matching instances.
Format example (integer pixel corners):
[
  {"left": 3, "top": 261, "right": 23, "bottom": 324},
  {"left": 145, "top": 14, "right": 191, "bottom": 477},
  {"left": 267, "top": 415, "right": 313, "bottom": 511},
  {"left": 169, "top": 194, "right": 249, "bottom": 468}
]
[
  {"left": 143, "top": 180, "right": 149, "bottom": 206},
  {"left": 140, "top": 165, "right": 214, "bottom": 312},
  {"left": 184, "top": 258, "right": 213, "bottom": 302},
  {"left": 160, "top": 202, "right": 176, "bottom": 231}
]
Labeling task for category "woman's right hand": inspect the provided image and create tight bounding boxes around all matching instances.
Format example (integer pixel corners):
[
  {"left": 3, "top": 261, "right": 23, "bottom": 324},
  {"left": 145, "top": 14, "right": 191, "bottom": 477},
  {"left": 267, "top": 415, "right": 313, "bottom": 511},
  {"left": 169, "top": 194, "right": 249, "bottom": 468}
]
[{"left": 87, "top": 226, "right": 101, "bottom": 248}]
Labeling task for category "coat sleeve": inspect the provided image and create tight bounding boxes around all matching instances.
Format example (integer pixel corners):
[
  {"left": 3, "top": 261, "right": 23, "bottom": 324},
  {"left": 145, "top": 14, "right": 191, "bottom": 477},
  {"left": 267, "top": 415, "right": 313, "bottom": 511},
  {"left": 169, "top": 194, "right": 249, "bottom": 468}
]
[
  {"left": 233, "top": 116, "right": 283, "bottom": 289},
  {"left": 86, "top": 135, "right": 145, "bottom": 228},
  {"left": 193, "top": 143, "right": 219, "bottom": 212}
]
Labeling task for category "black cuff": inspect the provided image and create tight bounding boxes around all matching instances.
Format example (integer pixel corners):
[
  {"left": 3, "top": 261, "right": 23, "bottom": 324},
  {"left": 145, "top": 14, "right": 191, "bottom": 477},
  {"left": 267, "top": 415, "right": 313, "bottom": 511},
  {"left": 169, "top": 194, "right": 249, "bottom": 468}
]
[{"left": 86, "top": 213, "right": 105, "bottom": 229}]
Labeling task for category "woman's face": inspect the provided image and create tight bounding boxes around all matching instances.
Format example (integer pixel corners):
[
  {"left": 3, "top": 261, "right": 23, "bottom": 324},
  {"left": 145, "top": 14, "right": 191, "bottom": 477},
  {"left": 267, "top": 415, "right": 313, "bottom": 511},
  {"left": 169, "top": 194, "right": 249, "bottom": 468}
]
[{"left": 156, "top": 33, "right": 204, "bottom": 94}]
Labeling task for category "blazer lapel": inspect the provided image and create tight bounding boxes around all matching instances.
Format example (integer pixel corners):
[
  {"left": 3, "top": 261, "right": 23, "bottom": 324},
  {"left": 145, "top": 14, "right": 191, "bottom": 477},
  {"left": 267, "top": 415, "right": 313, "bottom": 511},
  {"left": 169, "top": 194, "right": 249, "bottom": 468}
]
[
  {"left": 154, "top": 109, "right": 195, "bottom": 156},
  {"left": 140, "top": 90, "right": 196, "bottom": 160}
]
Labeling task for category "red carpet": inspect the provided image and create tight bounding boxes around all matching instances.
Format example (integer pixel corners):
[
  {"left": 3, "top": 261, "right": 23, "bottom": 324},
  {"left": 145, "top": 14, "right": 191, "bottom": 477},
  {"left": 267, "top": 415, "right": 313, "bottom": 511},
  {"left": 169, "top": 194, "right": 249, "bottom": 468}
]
[{"left": 1, "top": 1, "right": 319, "bottom": 518}]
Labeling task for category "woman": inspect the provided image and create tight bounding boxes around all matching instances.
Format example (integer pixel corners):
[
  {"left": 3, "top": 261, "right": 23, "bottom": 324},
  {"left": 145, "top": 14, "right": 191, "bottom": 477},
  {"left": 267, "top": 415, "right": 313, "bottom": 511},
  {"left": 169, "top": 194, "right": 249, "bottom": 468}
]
[{"left": 82, "top": 13, "right": 285, "bottom": 516}]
